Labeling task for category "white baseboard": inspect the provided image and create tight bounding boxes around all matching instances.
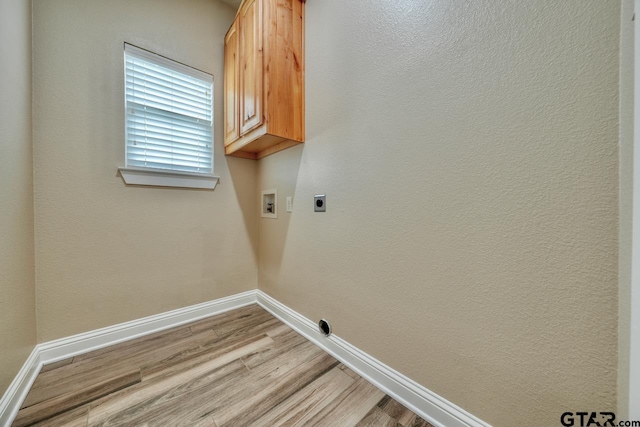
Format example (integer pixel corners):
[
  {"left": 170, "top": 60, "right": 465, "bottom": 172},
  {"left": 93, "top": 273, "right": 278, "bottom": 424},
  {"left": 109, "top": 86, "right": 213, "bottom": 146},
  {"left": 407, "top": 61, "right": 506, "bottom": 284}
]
[
  {"left": 0, "top": 348, "right": 40, "bottom": 427},
  {"left": 0, "top": 289, "right": 489, "bottom": 427},
  {"left": 256, "top": 290, "right": 491, "bottom": 427},
  {"left": 37, "top": 290, "right": 257, "bottom": 365}
]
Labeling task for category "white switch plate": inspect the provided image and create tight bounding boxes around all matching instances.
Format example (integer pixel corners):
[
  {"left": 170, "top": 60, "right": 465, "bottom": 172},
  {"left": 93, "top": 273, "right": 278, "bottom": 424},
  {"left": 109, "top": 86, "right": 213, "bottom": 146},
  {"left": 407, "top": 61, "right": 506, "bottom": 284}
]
[{"left": 286, "top": 196, "right": 293, "bottom": 212}]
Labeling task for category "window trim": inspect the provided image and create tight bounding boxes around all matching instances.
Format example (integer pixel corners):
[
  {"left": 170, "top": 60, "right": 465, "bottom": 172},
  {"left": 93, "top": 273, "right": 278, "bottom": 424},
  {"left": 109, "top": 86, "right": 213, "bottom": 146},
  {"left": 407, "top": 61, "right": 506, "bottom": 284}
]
[
  {"left": 118, "top": 166, "right": 219, "bottom": 189},
  {"left": 120, "top": 44, "right": 218, "bottom": 189}
]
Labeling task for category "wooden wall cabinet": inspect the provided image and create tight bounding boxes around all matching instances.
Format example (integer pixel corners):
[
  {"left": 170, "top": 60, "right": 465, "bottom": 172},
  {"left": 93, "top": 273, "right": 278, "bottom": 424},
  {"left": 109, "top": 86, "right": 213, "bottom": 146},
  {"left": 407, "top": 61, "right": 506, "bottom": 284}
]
[{"left": 224, "top": 0, "right": 305, "bottom": 160}]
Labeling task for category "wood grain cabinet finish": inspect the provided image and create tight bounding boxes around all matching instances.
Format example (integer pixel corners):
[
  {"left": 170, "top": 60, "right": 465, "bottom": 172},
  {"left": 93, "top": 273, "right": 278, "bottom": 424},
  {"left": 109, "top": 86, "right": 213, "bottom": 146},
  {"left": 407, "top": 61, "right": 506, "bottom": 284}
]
[
  {"left": 224, "top": 0, "right": 305, "bottom": 160},
  {"left": 224, "top": 20, "right": 240, "bottom": 145}
]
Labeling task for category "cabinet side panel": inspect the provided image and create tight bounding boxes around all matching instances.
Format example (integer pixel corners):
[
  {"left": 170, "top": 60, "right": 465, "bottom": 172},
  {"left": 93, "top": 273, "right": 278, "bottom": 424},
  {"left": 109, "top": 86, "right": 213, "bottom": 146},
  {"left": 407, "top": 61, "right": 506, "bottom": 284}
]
[
  {"left": 224, "top": 20, "right": 240, "bottom": 146},
  {"left": 265, "top": 0, "right": 304, "bottom": 142}
]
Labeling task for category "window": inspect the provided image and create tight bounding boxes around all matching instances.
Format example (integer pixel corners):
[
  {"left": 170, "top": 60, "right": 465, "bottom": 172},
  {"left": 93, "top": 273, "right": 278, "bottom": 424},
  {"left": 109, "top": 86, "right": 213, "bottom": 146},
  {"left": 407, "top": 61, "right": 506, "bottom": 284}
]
[{"left": 118, "top": 44, "right": 218, "bottom": 189}]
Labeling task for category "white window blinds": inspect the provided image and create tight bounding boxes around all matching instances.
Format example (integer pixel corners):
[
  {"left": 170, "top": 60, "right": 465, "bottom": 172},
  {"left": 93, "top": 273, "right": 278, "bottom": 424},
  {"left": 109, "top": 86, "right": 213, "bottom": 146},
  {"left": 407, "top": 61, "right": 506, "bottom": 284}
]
[{"left": 124, "top": 44, "right": 213, "bottom": 175}]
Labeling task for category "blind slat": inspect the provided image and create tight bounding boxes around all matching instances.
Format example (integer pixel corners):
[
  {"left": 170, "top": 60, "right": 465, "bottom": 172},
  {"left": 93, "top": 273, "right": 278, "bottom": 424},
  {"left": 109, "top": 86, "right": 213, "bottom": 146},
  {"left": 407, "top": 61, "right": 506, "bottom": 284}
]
[
  {"left": 127, "top": 102, "right": 211, "bottom": 129},
  {"left": 127, "top": 135, "right": 212, "bottom": 154},
  {"left": 127, "top": 149, "right": 213, "bottom": 166},
  {"left": 126, "top": 57, "right": 210, "bottom": 89},
  {"left": 126, "top": 95, "right": 211, "bottom": 122},
  {"left": 125, "top": 69, "right": 210, "bottom": 97},
  {"left": 127, "top": 159, "right": 210, "bottom": 173},
  {"left": 127, "top": 126, "right": 211, "bottom": 145},
  {"left": 126, "top": 80, "right": 210, "bottom": 108}
]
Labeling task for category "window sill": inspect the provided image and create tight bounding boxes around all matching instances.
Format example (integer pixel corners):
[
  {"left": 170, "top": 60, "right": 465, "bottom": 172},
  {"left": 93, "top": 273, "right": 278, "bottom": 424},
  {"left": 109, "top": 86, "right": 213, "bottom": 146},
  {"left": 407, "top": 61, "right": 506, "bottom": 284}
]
[{"left": 118, "top": 167, "right": 219, "bottom": 190}]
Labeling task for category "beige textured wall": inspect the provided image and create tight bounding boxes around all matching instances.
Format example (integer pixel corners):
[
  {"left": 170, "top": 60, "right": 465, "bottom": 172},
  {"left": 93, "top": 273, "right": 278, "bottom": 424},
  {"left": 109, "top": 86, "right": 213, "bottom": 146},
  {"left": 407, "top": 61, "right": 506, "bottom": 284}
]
[
  {"left": 258, "top": 1, "right": 620, "bottom": 425},
  {"left": 619, "top": 0, "right": 634, "bottom": 418},
  {"left": 33, "top": 0, "right": 258, "bottom": 342},
  {"left": 0, "top": 0, "right": 37, "bottom": 394}
]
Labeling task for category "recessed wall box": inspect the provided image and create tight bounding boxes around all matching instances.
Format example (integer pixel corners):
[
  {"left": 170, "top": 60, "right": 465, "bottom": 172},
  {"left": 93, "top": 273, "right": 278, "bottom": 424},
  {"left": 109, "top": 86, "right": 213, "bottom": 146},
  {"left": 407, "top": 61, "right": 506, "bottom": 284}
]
[
  {"left": 314, "top": 195, "right": 326, "bottom": 212},
  {"left": 261, "top": 189, "right": 277, "bottom": 218}
]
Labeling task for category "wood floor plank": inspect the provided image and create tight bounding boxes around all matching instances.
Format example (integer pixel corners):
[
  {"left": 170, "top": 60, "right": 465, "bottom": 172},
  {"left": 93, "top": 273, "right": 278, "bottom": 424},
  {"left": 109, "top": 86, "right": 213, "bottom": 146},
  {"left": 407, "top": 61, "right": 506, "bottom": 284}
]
[
  {"left": 251, "top": 366, "right": 355, "bottom": 427},
  {"left": 376, "top": 395, "right": 433, "bottom": 427},
  {"left": 23, "top": 330, "right": 218, "bottom": 408},
  {"left": 141, "top": 331, "right": 273, "bottom": 380},
  {"left": 92, "top": 339, "right": 327, "bottom": 427},
  {"left": 87, "top": 336, "right": 273, "bottom": 425},
  {"left": 88, "top": 360, "right": 246, "bottom": 427},
  {"left": 338, "top": 363, "right": 360, "bottom": 380},
  {"left": 16, "top": 306, "right": 426, "bottom": 427},
  {"left": 408, "top": 417, "right": 434, "bottom": 427},
  {"left": 214, "top": 352, "right": 339, "bottom": 426},
  {"left": 212, "top": 313, "right": 281, "bottom": 340},
  {"left": 27, "top": 326, "right": 199, "bottom": 395},
  {"left": 91, "top": 360, "right": 244, "bottom": 427},
  {"left": 14, "top": 371, "right": 140, "bottom": 427},
  {"left": 239, "top": 338, "right": 324, "bottom": 380},
  {"left": 40, "top": 358, "right": 73, "bottom": 374},
  {"left": 355, "top": 407, "right": 400, "bottom": 427},
  {"left": 139, "top": 314, "right": 286, "bottom": 381},
  {"left": 187, "top": 304, "right": 269, "bottom": 335},
  {"left": 29, "top": 405, "right": 88, "bottom": 427},
  {"left": 266, "top": 323, "right": 292, "bottom": 337},
  {"left": 71, "top": 325, "right": 193, "bottom": 364},
  {"left": 241, "top": 328, "right": 308, "bottom": 370},
  {"left": 301, "top": 377, "right": 386, "bottom": 427}
]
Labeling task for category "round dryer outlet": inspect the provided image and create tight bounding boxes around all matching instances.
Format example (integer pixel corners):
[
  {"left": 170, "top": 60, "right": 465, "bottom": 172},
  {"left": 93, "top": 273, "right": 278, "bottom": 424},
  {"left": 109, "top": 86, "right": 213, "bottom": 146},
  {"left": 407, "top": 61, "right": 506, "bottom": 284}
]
[{"left": 318, "top": 319, "right": 332, "bottom": 336}]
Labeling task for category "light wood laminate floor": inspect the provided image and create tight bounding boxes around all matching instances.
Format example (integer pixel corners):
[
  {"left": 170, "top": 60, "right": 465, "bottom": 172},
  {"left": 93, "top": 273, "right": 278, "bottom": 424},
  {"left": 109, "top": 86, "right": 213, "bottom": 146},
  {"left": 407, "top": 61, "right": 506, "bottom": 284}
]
[{"left": 14, "top": 304, "right": 432, "bottom": 427}]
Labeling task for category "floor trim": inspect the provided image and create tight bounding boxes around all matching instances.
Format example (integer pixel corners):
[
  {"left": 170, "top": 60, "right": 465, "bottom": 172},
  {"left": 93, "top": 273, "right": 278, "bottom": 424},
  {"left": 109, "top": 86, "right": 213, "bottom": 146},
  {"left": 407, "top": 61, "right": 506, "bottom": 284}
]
[
  {"left": 37, "top": 290, "right": 257, "bottom": 365},
  {"left": 0, "top": 348, "right": 40, "bottom": 427},
  {"left": 0, "top": 290, "right": 490, "bottom": 427},
  {"left": 256, "top": 291, "right": 491, "bottom": 427}
]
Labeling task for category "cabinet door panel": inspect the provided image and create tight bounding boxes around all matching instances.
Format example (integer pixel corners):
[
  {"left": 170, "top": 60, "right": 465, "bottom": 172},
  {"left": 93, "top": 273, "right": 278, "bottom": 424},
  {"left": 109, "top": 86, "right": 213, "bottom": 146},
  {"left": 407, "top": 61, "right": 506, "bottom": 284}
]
[
  {"left": 239, "top": 0, "right": 263, "bottom": 134},
  {"left": 224, "top": 19, "right": 239, "bottom": 145}
]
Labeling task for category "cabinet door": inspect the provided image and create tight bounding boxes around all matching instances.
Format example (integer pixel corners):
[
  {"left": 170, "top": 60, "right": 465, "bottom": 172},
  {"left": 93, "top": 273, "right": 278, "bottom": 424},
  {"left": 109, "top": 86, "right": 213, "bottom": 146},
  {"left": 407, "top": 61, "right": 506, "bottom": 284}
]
[
  {"left": 224, "top": 19, "right": 240, "bottom": 146},
  {"left": 239, "top": 0, "right": 263, "bottom": 134}
]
